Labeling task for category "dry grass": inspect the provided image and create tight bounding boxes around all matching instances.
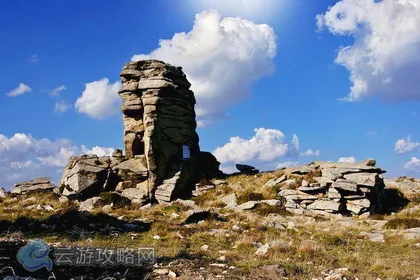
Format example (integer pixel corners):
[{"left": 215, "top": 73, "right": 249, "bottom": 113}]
[{"left": 0, "top": 172, "right": 419, "bottom": 279}]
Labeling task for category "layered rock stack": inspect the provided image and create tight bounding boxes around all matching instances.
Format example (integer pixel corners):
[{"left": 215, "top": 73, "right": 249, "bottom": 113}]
[
  {"left": 278, "top": 160, "right": 386, "bottom": 216},
  {"left": 119, "top": 60, "right": 201, "bottom": 196},
  {"left": 58, "top": 60, "right": 222, "bottom": 203}
]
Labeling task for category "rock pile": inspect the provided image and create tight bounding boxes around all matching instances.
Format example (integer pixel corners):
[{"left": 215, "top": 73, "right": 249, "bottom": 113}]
[
  {"left": 11, "top": 177, "right": 56, "bottom": 195},
  {"left": 277, "top": 159, "right": 386, "bottom": 216},
  {"left": 57, "top": 60, "right": 222, "bottom": 204}
]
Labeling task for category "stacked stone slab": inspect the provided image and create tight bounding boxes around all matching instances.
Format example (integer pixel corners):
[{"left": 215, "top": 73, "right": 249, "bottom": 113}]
[
  {"left": 278, "top": 159, "right": 386, "bottom": 216},
  {"left": 58, "top": 60, "right": 221, "bottom": 203},
  {"left": 11, "top": 177, "right": 56, "bottom": 195},
  {"left": 119, "top": 59, "right": 221, "bottom": 202}
]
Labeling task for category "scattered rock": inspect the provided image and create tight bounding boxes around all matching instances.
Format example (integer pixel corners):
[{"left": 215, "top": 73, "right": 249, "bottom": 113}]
[
  {"left": 79, "top": 197, "right": 101, "bottom": 212},
  {"left": 11, "top": 177, "right": 56, "bottom": 195},
  {"left": 359, "top": 231, "right": 385, "bottom": 242},
  {"left": 0, "top": 187, "right": 7, "bottom": 198},
  {"left": 121, "top": 188, "right": 148, "bottom": 204},
  {"left": 264, "top": 175, "right": 286, "bottom": 187},
  {"left": 236, "top": 164, "right": 259, "bottom": 174},
  {"left": 220, "top": 193, "right": 238, "bottom": 208},
  {"left": 307, "top": 200, "right": 343, "bottom": 213},
  {"left": 255, "top": 243, "right": 270, "bottom": 256},
  {"left": 236, "top": 201, "right": 258, "bottom": 211},
  {"left": 59, "top": 196, "right": 69, "bottom": 203},
  {"left": 200, "top": 245, "right": 209, "bottom": 251}
]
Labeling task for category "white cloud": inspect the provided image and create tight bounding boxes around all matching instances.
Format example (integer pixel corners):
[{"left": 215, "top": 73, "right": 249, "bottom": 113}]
[
  {"left": 0, "top": 133, "right": 114, "bottom": 189},
  {"left": 131, "top": 10, "right": 277, "bottom": 126},
  {"left": 50, "top": 85, "right": 66, "bottom": 97},
  {"left": 186, "top": 0, "right": 285, "bottom": 22},
  {"left": 213, "top": 128, "right": 310, "bottom": 173},
  {"left": 86, "top": 146, "right": 114, "bottom": 157},
  {"left": 6, "top": 83, "right": 32, "bottom": 97},
  {"left": 405, "top": 157, "right": 420, "bottom": 172},
  {"left": 276, "top": 161, "right": 299, "bottom": 169},
  {"left": 28, "top": 54, "right": 39, "bottom": 63},
  {"left": 54, "top": 100, "right": 71, "bottom": 114},
  {"left": 75, "top": 78, "right": 122, "bottom": 120},
  {"left": 301, "top": 149, "right": 320, "bottom": 157},
  {"left": 213, "top": 128, "right": 290, "bottom": 164},
  {"left": 394, "top": 136, "right": 420, "bottom": 154},
  {"left": 317, "top": 0, "right": 420, "bottom": 101},
  {"left": 338, "top": 156, "right": 357, "bottom": 164}
]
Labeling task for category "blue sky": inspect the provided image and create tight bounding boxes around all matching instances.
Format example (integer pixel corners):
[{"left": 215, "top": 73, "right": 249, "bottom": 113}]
[{"left": 1, "top": 0, "right": 419, "bottom": 188}]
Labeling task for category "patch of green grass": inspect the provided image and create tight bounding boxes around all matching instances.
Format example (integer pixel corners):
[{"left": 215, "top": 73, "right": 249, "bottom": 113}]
[
  {"left": 253, "top": 203, "right": 291, "bottom": 216},
  {"left": 384, "top": 218, "right": 420, "bottom": 230},
  {"left": 237, "top": 192, "right": 264, "bottom": 204},
  {"left": 95, "top": 192, "right": 131, "bottom": 208}
]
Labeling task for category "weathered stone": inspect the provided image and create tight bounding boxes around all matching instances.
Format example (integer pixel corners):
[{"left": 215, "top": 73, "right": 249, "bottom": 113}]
[
  {"left": 236, "top": 201, "right": 258, "bottom": 211},
  {"left": 313, "top": 176, "right": 334, "bottom": 187},
  {"left": 327, "top": 187, "right": 342, "bottom": 200},
  {"left": 332, "top": 179, "right": 358, "bottom": 193},
  {"left": 298, "top": 183, "right": 325, "bottom": 193},
  {"left": 264, "top": 175, "right": 286, "bottom": 187},
  {"left": 220, "top": 193, "right": 237, "bottom": 208},
  {"left": 60, "top": 156, "right": 115, "bottom": 198},
  {"left": 121, "top": 188, "right": 148, "bottom": 204},
  {"left": 346, "top": 198, "right": 370, "bottom": 208},
  {"left": 278, "top": 189, "right": 318, "bottom": 201},
  {"left": 359, "top": 231, "right": 384, "bottom": 242},
  {"left": 307, "top": 200, "right": 343, "bottom": 212},
  {"left": 79, "top": 197, "right": 101, "bottom": 212},
  {"left": 291, "top": 166, "right": 313, "bottom": 175},
  {"left": 0, "top": 187, "right": 6, "bottom": 198},
  {"left": 11, "top": 182, "right": 56, "bottom": 195},
  {"left": 255, "top": 243, "right": 270, "bottom": 256},
  {"left": 236, "top": 164, "right": 259, "bottom": 174},
  {"left": 15, "top": 177, "right": 51, "bottom": 187},
  {"left": 343, "top": 173, "right": 378, "bottom": 187},
  {"left": 154, "top": 171, "right": 181, "bottom": 203}
]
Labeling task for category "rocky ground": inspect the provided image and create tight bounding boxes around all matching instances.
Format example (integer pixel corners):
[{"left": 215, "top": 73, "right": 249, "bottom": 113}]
[{"left": 0, "top": 167, "right": 419, "bottom": 279}]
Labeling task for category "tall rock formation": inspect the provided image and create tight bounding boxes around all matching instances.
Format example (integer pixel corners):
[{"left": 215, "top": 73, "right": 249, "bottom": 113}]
[
  {"left": 119, "top": 60, "right": 201, "bottom": 195},
  {"left": 59, "top": 60, "right": 221, "bottom": 203}
]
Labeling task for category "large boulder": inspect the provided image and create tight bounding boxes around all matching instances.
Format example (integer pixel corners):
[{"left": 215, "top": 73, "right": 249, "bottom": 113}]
[
  {"left": 60, "top": 155, "right": 118, "bottom": 199},
  {"left": 11, "top": 177, "right": 56, "bottom": 195},
  {"left": 0, "top": 187, "right": 7, "bottom": 198}
]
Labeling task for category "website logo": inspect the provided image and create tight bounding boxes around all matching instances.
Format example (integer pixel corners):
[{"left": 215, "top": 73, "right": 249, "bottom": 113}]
[{"left": 17, "top": 239, "right": 53, "bottom": 272}]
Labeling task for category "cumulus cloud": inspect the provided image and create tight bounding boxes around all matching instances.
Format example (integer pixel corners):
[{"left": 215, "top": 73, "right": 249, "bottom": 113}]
[
  {"left": 317, "top": 0, "right": 420, "bottom": 101},
  {"left": 75, "top": 78, "right": 122, "bottom": 120},
  {"left": 186, "top": 0, "right": 285, "bottom": 22},
  {"left": 301, "top": 149, "right": 320, "bottom": 157},
  {"left": 54, "top": 100, "right": 71, "bottom": 114},
  {"left": 132, "top": 10, "right": 277, "bottom": 126},
  {"left": 6, "top": 83, "right": 32, "bottom": 97},
  {"left": 405, "top": 157, "right": 420, "bottom": 172},
  {"left": 0, "top": 133, "right": 114, "bottom": 189},
  {"left": 50, "top": 85, "right": 66, "bottom": 97},
  {"left": 394, "top": 137, "right": 420, "bottom": 154},
  {"left": 338, "top": 156, "right": 357, "bottom": 164},
  {"left": 213, "top": 128, "right": 307, "bottom": 173}
]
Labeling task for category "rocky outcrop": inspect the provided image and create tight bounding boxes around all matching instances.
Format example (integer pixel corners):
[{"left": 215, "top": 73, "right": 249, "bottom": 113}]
[
  {"left": 236, "top": 164, "right": 259, "bottom": 175},
  {"left": 118, "top": 59, "right": 221, "bottom": 202},
  {"left": 278, "top": 159, "right": 386, "bottom": 216},
  {"left": 11, "top": 177, "right": 56, "bottom": 195},
  {"left": 58, "top": 60, "right": 222, "bottom": 203},
  {"left": 60, "top": 155, "right": 118, "bottom": 199},
  {"left": 0, "top": 187, "right": 7, "bottom": 198}
]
